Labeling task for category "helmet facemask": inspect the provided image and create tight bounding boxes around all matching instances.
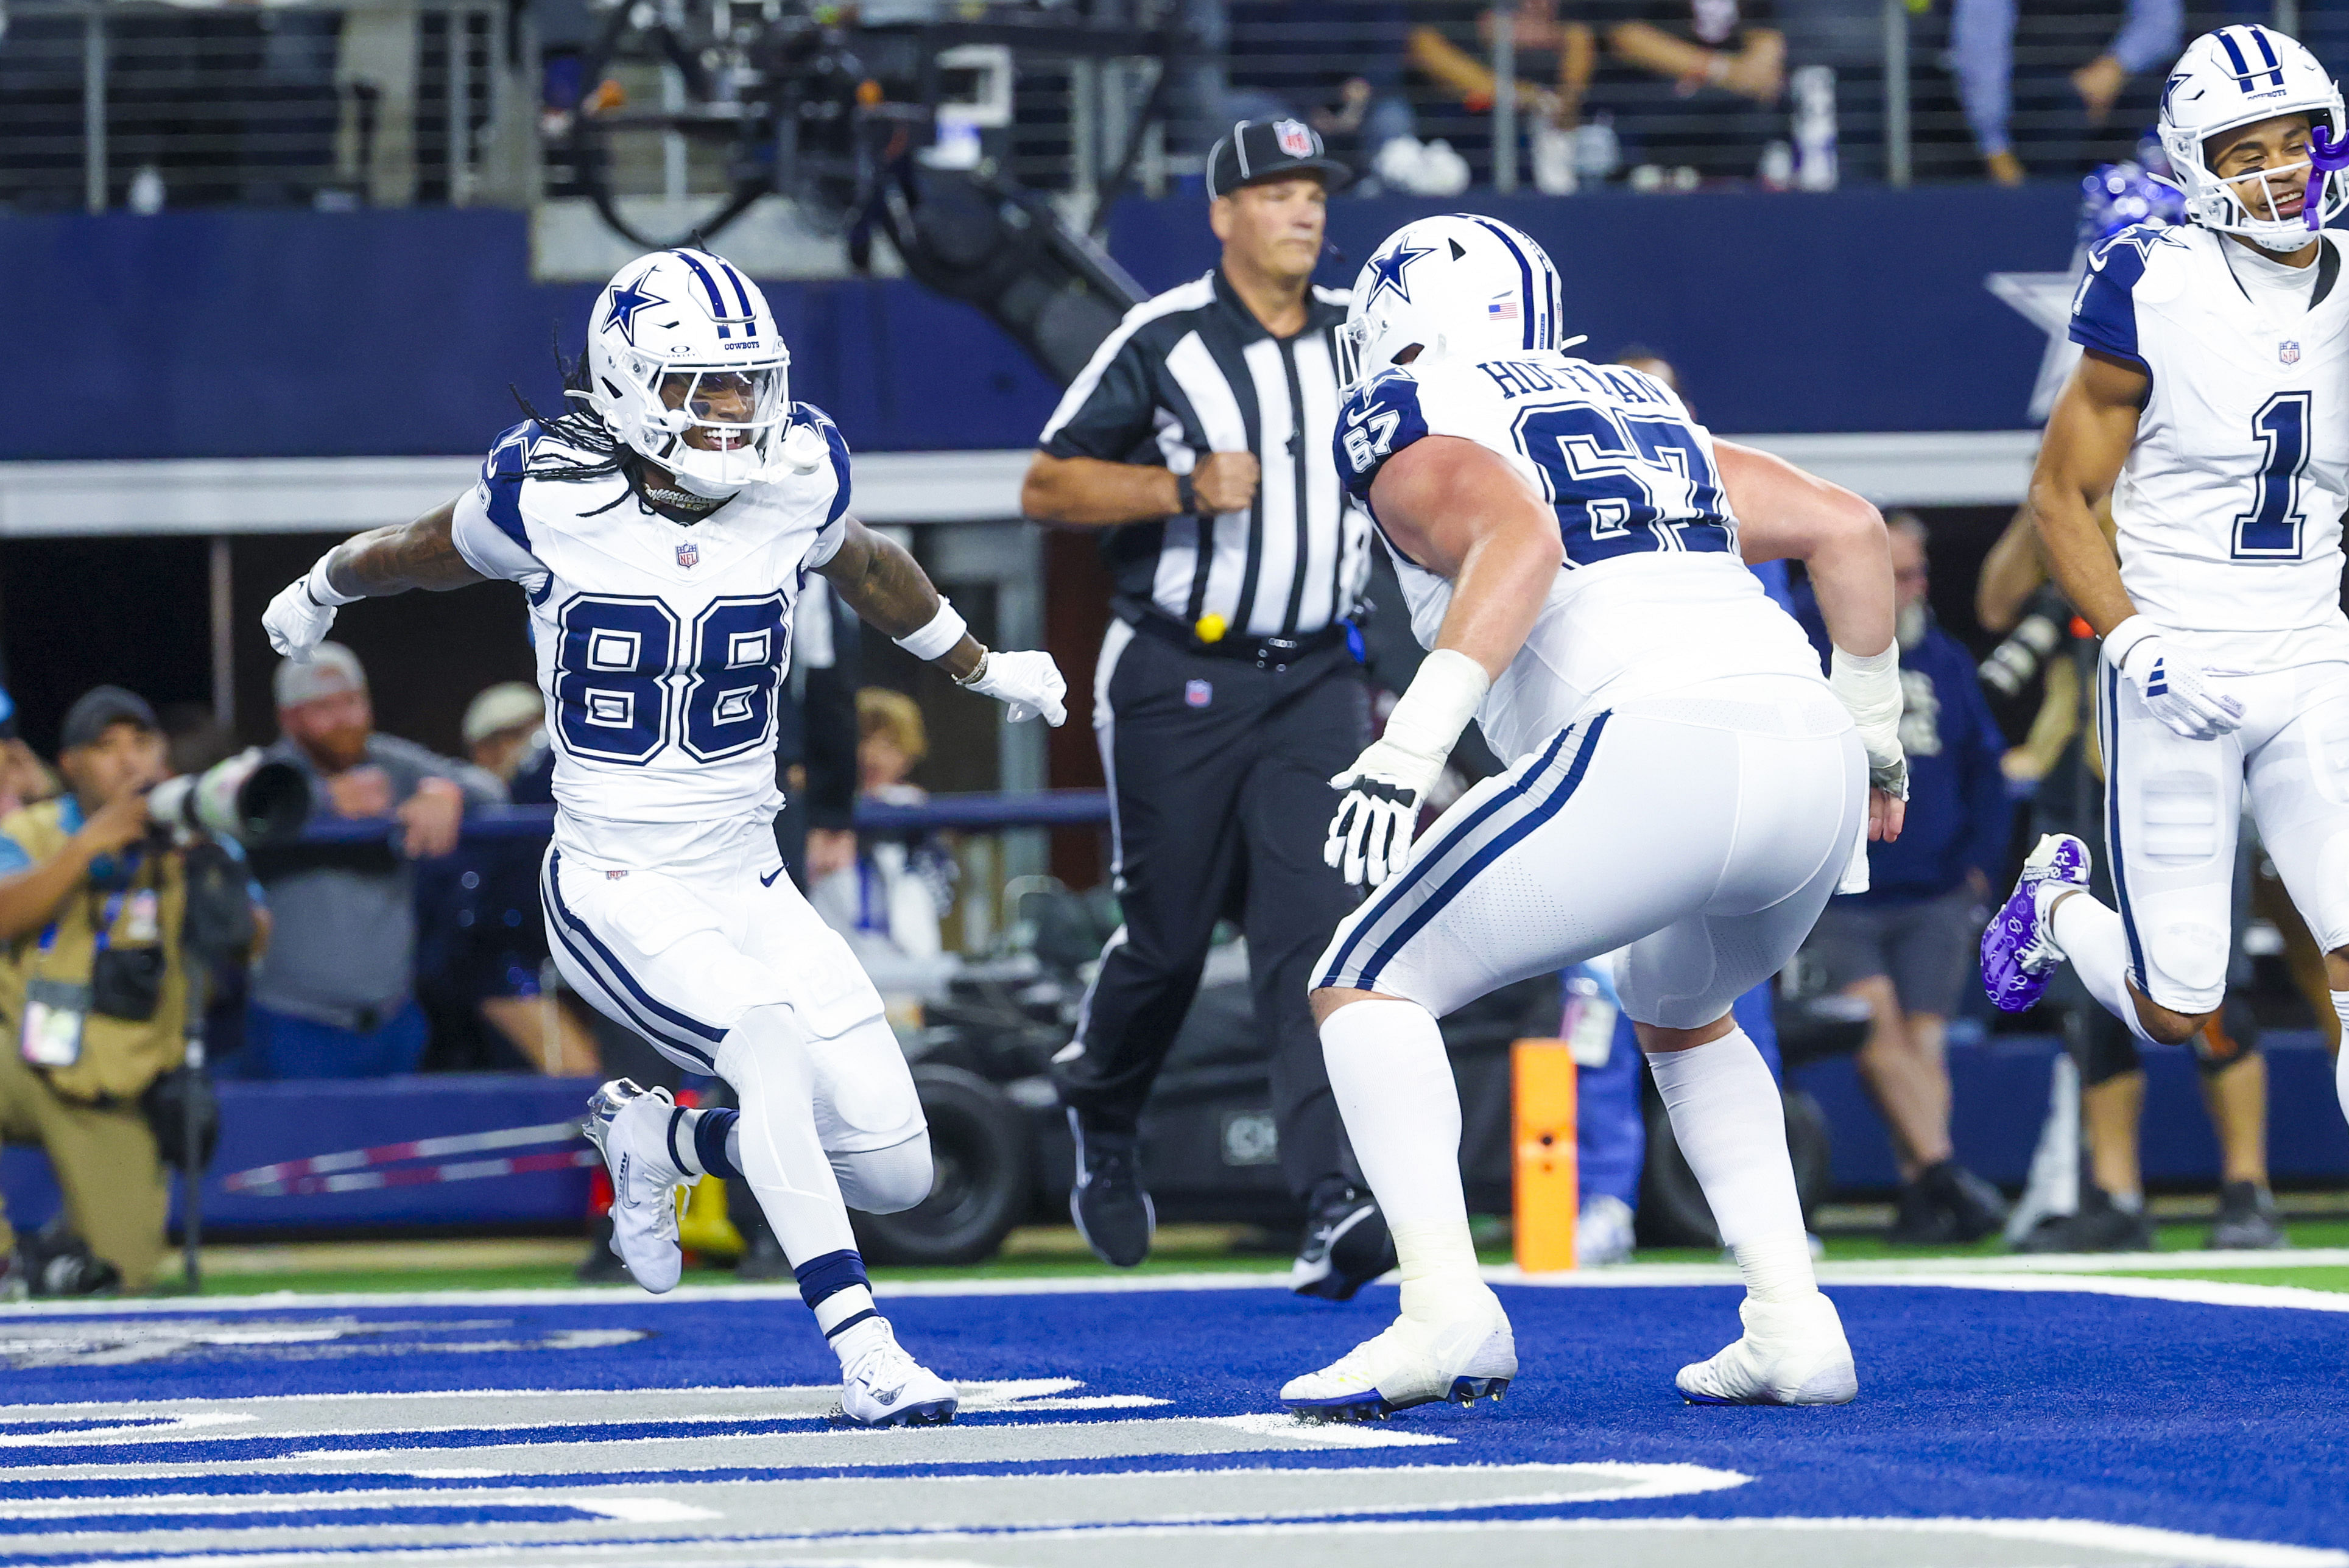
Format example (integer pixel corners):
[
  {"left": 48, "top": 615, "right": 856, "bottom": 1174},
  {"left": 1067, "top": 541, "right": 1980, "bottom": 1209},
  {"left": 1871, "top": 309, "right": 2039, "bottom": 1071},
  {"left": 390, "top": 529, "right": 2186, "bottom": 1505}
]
[
  {"left": 611, "top": 352, "right": 791, "bottom": 493},
  {"left": 2168, "top": 111, "right": 2346, "bottom": 252}
]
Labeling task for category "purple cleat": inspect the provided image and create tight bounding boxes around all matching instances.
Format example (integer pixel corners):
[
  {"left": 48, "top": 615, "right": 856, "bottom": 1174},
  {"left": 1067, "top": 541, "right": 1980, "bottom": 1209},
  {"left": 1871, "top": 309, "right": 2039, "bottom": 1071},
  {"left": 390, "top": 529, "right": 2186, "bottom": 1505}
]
[{"left": 1981, "top": 833, "right": 2093, "bottom": 1013}]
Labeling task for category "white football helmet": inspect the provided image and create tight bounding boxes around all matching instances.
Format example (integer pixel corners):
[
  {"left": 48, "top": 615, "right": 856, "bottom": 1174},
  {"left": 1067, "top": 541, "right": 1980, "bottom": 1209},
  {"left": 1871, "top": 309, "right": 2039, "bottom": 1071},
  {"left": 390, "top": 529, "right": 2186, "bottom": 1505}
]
[
  {"left": 2158, "top": 24, "right": 2347, "bottom": 253},
  {"left": 1336, "top": 214, "right": 1584, "bottom": 389},
  {"left": 585, "top": 248, "right": 793, "bottom": 492}
]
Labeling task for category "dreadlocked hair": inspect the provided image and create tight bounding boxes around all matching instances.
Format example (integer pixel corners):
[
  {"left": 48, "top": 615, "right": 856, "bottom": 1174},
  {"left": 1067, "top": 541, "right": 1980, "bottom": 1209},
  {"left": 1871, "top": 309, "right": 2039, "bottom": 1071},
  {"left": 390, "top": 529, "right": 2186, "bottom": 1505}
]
[{"left": 509, "top": 336, "right": 630, "bottom": 482}]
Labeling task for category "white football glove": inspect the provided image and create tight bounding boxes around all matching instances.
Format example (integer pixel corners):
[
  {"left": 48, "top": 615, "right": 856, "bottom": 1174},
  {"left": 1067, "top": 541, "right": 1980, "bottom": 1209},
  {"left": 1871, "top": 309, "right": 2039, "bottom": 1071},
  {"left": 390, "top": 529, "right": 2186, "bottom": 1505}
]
[
  {"left": 263, "top": 560, "right": 353, "bottom": 660},
  {"left": 1325, "top": 649, "right": 1491, "bottom": 888},
  {"left": 1326, "top": 738, "right": 1446, "bottom": 889},
  {"left": 1829, "top": 643, "right": 1909, "bottom": 801},
  {"left": 960, "top": 650, "right": 1067, "bottom": 726},
  {"left": 2106, "top": 617, "right": 2244, "bottom": 741}
]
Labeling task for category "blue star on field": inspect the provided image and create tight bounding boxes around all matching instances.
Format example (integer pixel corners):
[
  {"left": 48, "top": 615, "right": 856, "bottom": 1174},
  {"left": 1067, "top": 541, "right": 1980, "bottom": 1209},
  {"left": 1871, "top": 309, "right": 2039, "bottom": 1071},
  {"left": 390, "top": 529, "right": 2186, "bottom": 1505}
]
[
  {"left": 1365, "top": 241, "right": 1437, "bottom": 307},
  {"left": 604, "top": 273, "right": 668, "bottom": 346}
]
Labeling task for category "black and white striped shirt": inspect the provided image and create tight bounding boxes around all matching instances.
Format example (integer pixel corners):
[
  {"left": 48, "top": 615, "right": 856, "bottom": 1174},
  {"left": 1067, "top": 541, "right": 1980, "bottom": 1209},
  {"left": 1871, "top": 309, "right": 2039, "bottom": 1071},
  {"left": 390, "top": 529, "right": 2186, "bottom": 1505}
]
[{"left": 1040, "top": 268, "right": 1372, "bottom": 641}]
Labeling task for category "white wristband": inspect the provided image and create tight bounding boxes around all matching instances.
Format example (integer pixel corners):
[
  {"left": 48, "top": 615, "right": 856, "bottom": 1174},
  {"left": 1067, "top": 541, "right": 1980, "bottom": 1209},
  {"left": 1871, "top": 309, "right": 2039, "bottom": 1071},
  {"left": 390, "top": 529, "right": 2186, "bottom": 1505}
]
[
  {"left": 894, "top": 599, "right": 968, "bottom": 663},
  {"left": 2102, "top": 614, "right": 2156, "bottom": 673},
  {"left": 306, "top": 555, "right": 362, "bottom": 608},
  {"left": 1384, "top": 649, "right": 1492, "bottom": 765},
  {"left": 1828, "top": 642, "right": 1901, "bottom": 733}
]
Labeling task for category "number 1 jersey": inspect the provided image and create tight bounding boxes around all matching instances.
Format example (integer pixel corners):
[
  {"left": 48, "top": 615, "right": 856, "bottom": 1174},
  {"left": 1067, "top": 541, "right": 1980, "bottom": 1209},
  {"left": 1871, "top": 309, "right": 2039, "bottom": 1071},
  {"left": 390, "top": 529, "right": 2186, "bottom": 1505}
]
[
  {"left": 2071, "top": 223, "right": 2349, "bottom": 667},
  {"left": 1334, "top": 353, "right": 1822, "bottom": 765},
  {"left": 449, "top": 409, "right": 851, "bottom": 860}
]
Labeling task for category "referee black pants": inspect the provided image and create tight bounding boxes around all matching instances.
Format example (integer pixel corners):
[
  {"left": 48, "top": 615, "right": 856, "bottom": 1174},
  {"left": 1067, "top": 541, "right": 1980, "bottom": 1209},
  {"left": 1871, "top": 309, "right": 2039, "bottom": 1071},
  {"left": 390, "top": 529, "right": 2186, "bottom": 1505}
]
[{"left": 1054, "top": 621, "right": 1368, "bottom": 1201}]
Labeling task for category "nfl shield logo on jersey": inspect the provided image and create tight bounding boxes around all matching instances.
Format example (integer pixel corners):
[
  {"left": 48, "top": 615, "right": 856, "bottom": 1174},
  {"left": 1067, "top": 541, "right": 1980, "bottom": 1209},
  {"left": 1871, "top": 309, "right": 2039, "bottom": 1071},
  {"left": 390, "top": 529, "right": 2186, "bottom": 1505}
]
[
  {"left": 1185, "top": 678, "right": 1213, "bottom": 708},
  {"left": 2281, "top": 340, "right": 2301, "bottom": 365},
  {"left": 1275, "top": 119, "right": 1315, "bottom": 159},
  {"left": 675, "top": 540, "right": 700, "bottom": 568}
]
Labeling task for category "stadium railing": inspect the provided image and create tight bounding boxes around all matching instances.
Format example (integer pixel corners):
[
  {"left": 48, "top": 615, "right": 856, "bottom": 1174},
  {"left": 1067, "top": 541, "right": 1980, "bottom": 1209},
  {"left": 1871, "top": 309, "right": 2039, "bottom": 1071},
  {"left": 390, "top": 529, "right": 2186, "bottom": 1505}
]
[{"left": 0, "top": 0, "right": 2301, "bottom": 217}]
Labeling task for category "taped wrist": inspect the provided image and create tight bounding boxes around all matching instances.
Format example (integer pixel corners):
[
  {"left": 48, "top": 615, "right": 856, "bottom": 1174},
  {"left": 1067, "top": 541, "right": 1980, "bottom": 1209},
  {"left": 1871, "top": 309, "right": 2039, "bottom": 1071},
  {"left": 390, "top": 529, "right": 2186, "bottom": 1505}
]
[
  {"left": 1828, "top": 642, "right": 1901, "bottom": 745},
  {"left": 2102, "top": 614, "right": 2157, "bottom": 675},
  {"left": 305, "top": 556, "right": 362, "bottom": 608},
  {"left": 1381, "top": 649, "right": 1491, "bottom": 769},
  {"left": 893, "top": 599, "right": 968, "bottom": 662}
]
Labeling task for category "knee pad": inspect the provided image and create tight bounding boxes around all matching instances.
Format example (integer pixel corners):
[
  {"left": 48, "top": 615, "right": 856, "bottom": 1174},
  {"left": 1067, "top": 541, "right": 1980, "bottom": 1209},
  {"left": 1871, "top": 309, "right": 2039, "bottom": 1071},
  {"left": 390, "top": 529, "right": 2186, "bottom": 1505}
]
[
  {"left": 834, "top": 1131, "right": 934, "bottom": 1215},
  {"left": 715, "top": 1004, "right": 816, "bottom": 1102},
  {"left": 2070, "top": 1010, "right": 2141, "bottom": 1088},
  {"left": 2191, "top": 995, "right": 2261, "bottom": 1078}
]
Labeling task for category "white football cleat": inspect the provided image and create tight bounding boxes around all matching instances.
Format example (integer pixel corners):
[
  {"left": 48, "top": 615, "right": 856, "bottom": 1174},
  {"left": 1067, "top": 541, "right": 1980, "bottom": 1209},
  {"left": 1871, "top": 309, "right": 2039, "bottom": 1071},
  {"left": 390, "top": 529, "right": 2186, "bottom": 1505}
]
[
  {"left": 1280, "top": 1292, "right": 1516, "bottom": 1421},
  {"left": 837, "top": 1321, "right": 959, "bottom": 1427},
  {"left": 582, "top": 1078, "right": 690, "bottom": 1294},
  {"left": 1677, "top": 1292, "right": 1858, "bottom": 1406}
]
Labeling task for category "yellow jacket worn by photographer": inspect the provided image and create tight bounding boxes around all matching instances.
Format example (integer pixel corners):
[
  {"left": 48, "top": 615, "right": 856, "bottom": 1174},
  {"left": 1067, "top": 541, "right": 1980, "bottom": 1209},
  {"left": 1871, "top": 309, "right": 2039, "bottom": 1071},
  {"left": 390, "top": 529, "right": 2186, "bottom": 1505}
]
[
  {"left": 0, "top": 798, "right": 191, "bottom": 1102},
  {"left": 0, "top": 797, "right": 186, "bottom": 1292}
]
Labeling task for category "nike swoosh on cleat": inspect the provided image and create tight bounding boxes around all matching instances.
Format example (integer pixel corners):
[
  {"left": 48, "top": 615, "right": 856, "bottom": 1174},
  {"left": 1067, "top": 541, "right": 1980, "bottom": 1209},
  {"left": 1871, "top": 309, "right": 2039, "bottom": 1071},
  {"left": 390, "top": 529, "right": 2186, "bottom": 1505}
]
[
  {"left": 870, "top": 1385, "right": 903, "bottom": 1405},
  {"left": 759, "top": 868, "right": 786, "bottom": 887}
]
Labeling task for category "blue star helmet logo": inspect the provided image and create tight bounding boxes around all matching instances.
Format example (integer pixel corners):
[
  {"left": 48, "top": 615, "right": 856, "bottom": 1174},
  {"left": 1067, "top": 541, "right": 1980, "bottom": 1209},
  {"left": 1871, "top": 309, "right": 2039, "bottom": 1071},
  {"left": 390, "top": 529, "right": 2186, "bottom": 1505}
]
[
  {"left": 604, "top": 272, "right": 668, "bottom": 346},
  {"left": 1365, "top": 240, "right": 1439, "bottom": 308}
]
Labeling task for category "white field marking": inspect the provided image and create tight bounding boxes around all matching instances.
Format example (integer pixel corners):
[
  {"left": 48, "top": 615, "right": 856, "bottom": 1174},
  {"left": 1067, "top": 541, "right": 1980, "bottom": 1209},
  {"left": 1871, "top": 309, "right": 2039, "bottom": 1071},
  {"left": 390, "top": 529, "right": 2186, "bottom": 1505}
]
[
  {"left": 0, "top": 1412, "right": 256, "bottom": 1444},
  {"left": 1204, "top": 1416, "right": 1453, "bottom": 1449},
  {"left": 563, "top": 1499, "right": 722, "bottom": 1524},
  {"left": 0, "top": 1492, "right": 705, "bottom": 1521},
  {"left": 1501, "top": 1245, "right": 2349, "bottom": 1285},
  {"left": 0, "top": 1461, "right": 1734, "bottom": 1519},
  {"left": 0, "top": 1380, "right": 1108, "bottom": 1422}
]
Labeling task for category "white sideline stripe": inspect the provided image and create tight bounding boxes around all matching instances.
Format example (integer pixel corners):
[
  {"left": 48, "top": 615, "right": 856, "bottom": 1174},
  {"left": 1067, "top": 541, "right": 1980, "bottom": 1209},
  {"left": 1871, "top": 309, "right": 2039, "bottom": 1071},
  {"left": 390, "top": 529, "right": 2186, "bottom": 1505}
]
[
  {"left": 5, "top": 1262, "right": 2348, "bottom": 1323},
  {"left": 564, "top": 1498, "right": 722, "bottom": 1524},
  {"left": 0, "top": 1379, "right": 1091, "bottom": 1418}
]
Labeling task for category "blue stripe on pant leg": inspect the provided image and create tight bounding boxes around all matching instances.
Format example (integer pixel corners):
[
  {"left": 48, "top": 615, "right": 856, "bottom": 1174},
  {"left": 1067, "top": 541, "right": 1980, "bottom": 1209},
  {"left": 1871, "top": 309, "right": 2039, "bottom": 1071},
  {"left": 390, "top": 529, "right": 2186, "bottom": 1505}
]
[
  {"left": 1317, "top": 721, "right": 1582, "bottom": 988},
  {"left": 545, "top": 851, "right": 729, "bottom": 1046},
  {"left": 540, "top": 862, "right": 717, "bottom": 1067},
  {"left": 1356, "top": 712, "right": 1610, "bottom": 993},
  {"left": 2104, "top": 664, "right": 2150, "bottom": 991}
]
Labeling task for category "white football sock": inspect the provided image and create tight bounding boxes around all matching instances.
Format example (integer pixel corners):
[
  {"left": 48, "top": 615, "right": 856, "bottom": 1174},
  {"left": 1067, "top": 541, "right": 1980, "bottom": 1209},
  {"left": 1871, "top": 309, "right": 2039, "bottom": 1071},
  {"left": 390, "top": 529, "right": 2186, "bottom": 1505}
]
[
  {"left": 2046, "top": 888, "right": 2159, "bottom": 1044},
  {"left": 1645, "top": 1028, "right": 1815, "bottom": 1304},
  {"left": 717, "top": 1005, "right": 876, "bottom": 1362},
  {"left": 1320, "top": 999, "right": 1487, "bottom": 1323}
]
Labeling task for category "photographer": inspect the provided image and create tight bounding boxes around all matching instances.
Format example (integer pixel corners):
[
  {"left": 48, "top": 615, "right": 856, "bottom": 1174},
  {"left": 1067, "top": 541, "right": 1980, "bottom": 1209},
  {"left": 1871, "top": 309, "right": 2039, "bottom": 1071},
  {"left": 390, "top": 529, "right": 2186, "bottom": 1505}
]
[{"left": 0, "top": 687, "right": 266, "bottom": 1295}]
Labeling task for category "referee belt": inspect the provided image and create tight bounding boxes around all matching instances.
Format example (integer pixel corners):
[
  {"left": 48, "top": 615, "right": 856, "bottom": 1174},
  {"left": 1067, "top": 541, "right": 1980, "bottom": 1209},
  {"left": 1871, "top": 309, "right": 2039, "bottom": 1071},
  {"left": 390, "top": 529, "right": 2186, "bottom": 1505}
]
[{"left": 1126, "top": 613, "right": 1347, "bottom": 669}]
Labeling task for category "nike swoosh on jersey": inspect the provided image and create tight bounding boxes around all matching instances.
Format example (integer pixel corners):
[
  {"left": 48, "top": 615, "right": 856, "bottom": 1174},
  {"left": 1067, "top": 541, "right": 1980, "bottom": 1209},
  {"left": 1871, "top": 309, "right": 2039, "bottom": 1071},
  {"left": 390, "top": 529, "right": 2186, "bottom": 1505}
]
[{"left": 759, "top": 868, "right": 786, "bottom": 887}]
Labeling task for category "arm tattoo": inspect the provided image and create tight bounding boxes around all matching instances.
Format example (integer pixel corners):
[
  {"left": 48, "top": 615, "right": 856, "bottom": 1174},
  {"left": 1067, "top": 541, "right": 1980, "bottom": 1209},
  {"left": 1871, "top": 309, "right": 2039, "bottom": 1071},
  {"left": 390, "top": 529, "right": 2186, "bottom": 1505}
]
[
  {"left": 323, "top": 501, "right": 486, "bottom": 596},
  {"left": 819, "top": 519, "right": 939, "bottom": 638}
]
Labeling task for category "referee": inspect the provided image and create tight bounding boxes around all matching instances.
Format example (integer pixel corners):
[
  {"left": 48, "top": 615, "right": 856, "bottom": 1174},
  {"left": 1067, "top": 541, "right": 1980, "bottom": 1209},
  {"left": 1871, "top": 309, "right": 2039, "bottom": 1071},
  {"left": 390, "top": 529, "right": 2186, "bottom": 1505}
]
[{"left": 1020, "top": 119, "right": 1389, "bottom": 1298}]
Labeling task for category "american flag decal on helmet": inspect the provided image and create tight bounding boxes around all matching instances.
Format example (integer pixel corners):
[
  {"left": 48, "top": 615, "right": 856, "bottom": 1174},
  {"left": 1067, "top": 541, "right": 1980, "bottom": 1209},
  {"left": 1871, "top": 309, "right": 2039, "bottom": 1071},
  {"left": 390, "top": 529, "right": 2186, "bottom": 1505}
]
[{"left": 1487, "top": 297, "right": 1520, "bottom": 321}]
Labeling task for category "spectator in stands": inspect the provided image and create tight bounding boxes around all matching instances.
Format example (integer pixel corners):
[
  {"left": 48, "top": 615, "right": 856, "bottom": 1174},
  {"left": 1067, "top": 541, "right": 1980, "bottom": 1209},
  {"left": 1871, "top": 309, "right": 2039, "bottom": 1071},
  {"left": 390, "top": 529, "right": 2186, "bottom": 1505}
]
[
  {"left": 1585, "top": 0, "right": 1787, "bottom": 180},
  {"left": 810, "top": 688, "right": 953, "bottom": 969},
  {"left": 1224, "top": 0, "right": 1420, "bottom": 175},
  {"left": 1953, "top": 0, "right": 2182, "bottom": 186},
  {"left": 242, "top": 645, "right": 501, "bottom": 1079},
  {"left": 1797, "top": 514, "right": 2012, "bottom": 1245},
  {"left": 1409, "top": 0, "right": 1592, "bottom": 188},
  {"left": 412, "top": 681, "right": 599, "bottom": 1075},
  {"left": 0, "top": 687, "right": 267, "bottom": 1295}
]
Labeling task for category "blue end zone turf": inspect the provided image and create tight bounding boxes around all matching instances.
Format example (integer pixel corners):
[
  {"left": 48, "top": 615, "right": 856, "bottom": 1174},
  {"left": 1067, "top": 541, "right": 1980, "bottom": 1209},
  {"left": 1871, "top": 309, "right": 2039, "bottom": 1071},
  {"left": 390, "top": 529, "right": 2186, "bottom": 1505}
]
[{"left": 0, "top": 1278, "right": 2343, "bottom": 1558}]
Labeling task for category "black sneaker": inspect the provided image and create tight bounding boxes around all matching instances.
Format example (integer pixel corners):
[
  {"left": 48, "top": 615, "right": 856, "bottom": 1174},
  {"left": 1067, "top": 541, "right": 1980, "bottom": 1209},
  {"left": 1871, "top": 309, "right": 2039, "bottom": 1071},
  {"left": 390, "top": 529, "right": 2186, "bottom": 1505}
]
[
  {"left": 22, "top": 1236, "right": 119, "bottom": 1298},
  {"left": 576, "top": 1215, "right": 633, "bottom": 1284},
  {"left": 2010, "top": 1187, "right": 2155, "bottom": 1254},
  {"left": 2207, "top": 1181, "right": 2290, "bottom": 1251},
  {"left": 1886, "top": 1180, "right": 1954, "bottom": 1245},
  {"left": 1921, "top": 1159, "right": 2011, "bottom": 1243},
  {"left": 1291, "top": 1180, "right": 1397, "bottom": 1301},
  {"left": 1068, "top": 1108, "right": 1153, "bottom": 1268}
]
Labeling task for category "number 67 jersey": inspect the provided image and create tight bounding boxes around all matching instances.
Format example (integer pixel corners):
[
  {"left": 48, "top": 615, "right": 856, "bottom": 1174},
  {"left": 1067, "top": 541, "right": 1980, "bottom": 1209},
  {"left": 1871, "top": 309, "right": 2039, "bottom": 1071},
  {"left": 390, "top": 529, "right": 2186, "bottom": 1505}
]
[
  {"left": 2072, "top": 222, "right": 2349, "bottom": 669},
  {"left": 448, "top": 408, "right": 852, "bottom": 862},
  {"left": 1335, "top": 353, "right": 1823, "bottom": 765}
]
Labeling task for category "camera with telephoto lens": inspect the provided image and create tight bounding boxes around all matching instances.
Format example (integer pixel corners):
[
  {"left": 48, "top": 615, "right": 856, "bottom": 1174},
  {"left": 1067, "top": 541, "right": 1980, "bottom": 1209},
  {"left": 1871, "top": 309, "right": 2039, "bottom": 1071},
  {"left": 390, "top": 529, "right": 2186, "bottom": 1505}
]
[
  {"left": 145, "top": 748, "right": 311, "bottom": 848},
  {"left": 1978, "top": 585, "right": 2081, "bottom": 699}
]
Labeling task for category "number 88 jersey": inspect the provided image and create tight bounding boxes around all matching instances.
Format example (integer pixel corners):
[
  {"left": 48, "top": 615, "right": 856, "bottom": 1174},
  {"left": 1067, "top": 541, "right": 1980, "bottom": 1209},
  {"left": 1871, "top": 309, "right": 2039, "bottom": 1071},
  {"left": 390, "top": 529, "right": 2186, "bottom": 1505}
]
[
  {"left": 449, "top": 409, "right": 852, "bottom": 843},
  {"left": 2073, "top": 223, "right": 2349, "bottom": 664}
]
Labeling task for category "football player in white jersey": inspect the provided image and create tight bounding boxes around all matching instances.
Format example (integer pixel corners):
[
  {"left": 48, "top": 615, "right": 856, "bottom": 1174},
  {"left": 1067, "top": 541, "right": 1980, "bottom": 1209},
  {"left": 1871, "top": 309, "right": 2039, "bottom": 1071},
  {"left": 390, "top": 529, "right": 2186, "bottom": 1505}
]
[
  {"left": 260, "top": 249, "right": 1068, "bottom": 1427},
  {"left": 1280, "top": 215, "right": 1906, "bottom": 1418},
  {"left": 1983, "top": 26, "right": 2349, "bottom": 1146}
]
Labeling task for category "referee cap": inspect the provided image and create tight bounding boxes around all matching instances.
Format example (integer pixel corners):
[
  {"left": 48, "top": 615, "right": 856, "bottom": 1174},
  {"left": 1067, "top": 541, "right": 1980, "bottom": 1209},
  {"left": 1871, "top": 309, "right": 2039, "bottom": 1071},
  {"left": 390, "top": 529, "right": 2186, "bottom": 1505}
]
[{"left": 1206, "top": 118, "right": 1352, "bottom": 200}]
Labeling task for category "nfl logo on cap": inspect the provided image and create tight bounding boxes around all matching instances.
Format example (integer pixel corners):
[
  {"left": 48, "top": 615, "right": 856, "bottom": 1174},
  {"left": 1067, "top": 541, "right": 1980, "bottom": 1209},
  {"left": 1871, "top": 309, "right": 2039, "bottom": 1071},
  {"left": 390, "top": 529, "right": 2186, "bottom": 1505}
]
[
  {"left": 1185, "top": 678, "right": 1213, "bottom": 708},
  {"left": 2282, "top": 340, "right": 2302, "bottom": 364},
  {"left": 676, "top": 540, "right": 700, "bottom": 568},
  {"left": 1275, "top": 119, "right": 1315, "bottom": 159}
]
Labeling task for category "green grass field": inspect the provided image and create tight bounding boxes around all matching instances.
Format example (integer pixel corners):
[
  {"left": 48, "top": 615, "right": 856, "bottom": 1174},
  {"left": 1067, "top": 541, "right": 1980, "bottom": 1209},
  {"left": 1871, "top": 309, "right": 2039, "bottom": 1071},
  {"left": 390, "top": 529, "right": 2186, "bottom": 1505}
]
[{"left": 138, "top": 1216, "right": 2349, "bottom": 1299}]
